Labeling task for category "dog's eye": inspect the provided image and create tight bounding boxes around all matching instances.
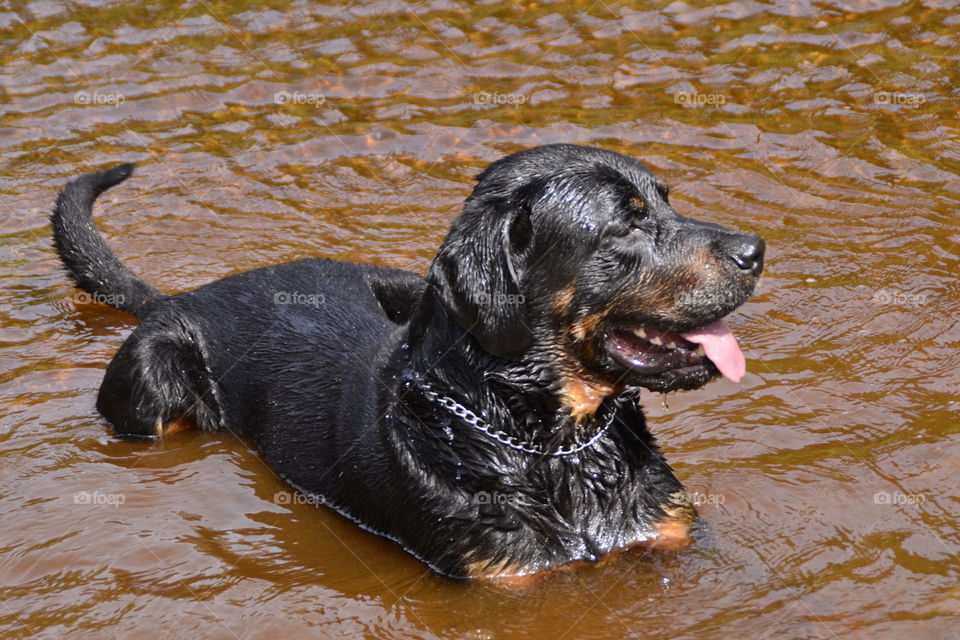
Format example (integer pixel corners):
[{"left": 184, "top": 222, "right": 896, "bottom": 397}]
[{"left": 627, "top": 195, "right": 648, "bottom": 227}]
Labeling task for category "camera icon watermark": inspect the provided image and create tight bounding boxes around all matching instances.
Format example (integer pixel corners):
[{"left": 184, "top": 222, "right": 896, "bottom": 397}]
[
  {"left": 874, "top": 491, "right": 925, "bottom": 506},
  {"left": 274, "top": 91, "right": 326, "bottom": 107},
  {"left": 273, "top": 491, "right": 322, "bottom": 506},
  {"left": 473, "top": 91, "right": 528, "bottom": 106},
  {"left": 72, "top": 290, "right": 125, "bottom": 307},
  {"left": 73, "top": 491, "right": 126, "bottom": 508},
  {"left": 871, "top": 288, "right": 926, "bottom": 308},
  {"left": 673, "top": 91, "right": 727, "bottom": 106},
  {"left": 74, "top": 91, "right": 126, "bottom": 107},
  {"left": 472, "top": 490, "right": 520, "bottom": 506},
  {"left": 471, "top": 292, "right": 525, "bottom": 306},
  {"left": 273, "top": 291, "right": 325, "bottom": 307},
  {"left": 873, "top": 92, "right": 925, "bottom": 106}
]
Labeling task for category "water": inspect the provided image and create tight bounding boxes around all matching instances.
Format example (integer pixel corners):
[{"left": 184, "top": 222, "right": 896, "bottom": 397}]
[{"left": 1, "top": 0, "right": 958, "bottom": 637}]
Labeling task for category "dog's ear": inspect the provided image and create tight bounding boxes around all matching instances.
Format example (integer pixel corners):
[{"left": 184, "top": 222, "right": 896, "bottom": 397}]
[{"left": 428, "top": 193, "right": 535, "bottom": 357}]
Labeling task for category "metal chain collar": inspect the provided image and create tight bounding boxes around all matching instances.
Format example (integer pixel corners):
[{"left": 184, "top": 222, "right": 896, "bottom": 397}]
[{"left": 417, "top": 382, "right": 616, "bottom": 457}]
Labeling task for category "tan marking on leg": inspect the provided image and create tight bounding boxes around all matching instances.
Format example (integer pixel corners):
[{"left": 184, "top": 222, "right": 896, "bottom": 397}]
[
  {"left": 468, "top": 498, "right": 696, "bottom": 581},
  {"left": 463, "top": 556, "right": 527, "bottom": 579},
  {"left": 478, "top": 558, "right": 595, "bottom": 587},
  {"left": 648, "top": 518, "right": 693, "bottom": 550},
  {"left": 159, "top": 416, "right": 195, "bottom": 437},
  {"left": 648, "top": 492, "right": 697, "bottom": 550}
]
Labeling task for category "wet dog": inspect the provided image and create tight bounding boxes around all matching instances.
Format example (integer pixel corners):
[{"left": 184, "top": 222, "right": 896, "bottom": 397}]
[{"left": 51, "top": 144, "right": 763, "bottom": 578}]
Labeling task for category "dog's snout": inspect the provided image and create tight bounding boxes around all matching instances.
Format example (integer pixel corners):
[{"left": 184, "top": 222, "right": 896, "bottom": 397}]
[{"left": 726, "top": 235, "right": 765, "bottom": 276}]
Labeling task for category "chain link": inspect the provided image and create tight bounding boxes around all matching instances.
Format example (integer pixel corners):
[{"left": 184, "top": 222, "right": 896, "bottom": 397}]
[{"left": 418, "top": 382, "right": 616, "bottom": 456}]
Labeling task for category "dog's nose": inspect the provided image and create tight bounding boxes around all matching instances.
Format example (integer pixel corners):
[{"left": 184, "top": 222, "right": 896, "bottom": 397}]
[{"left": 729, "top": 235, "right": 765, "bottom": 276}]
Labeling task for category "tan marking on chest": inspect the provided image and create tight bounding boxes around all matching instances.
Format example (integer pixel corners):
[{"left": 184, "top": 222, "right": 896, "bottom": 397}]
[{"left": 560, "top": 372, "right": 622, "bottom": 421}]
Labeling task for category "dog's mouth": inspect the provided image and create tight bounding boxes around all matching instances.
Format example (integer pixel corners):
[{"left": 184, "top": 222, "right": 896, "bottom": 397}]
[{"left": 605, "top": 319, "right": 746, "bottom": 392}]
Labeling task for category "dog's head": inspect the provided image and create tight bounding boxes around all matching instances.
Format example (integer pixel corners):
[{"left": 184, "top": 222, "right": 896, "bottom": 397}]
[{"left": 428, "top": 144, "right": 764, "bottom": 415}]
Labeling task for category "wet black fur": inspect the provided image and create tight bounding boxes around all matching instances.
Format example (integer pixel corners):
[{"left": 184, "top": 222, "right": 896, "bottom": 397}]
[{"left": 50, "top": 145, "right": 763, "bottom": 578}]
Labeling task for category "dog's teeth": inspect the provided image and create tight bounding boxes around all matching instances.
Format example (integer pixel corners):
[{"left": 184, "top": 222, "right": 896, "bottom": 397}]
[
  {"left": 633, "top": 328, "right": 647, "bottom": 338},
  {"left": 664, "top": 339, "right": 676, "bottom": 349},
  {"left": 695, "top": 345, "right": 706, "bottom": 357},
  {"left": 650, "top": 336, "right": 663, "bottom": 346}
]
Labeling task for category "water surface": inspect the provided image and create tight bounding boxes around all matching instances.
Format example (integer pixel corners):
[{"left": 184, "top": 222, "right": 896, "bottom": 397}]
[{"left": 1, "top": 0, "right": 958, "bottom": 638}]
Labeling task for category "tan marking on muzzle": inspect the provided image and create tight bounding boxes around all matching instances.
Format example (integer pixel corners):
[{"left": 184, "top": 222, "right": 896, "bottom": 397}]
[
  {"left": 614, "top": 263, "right": 709, "bottom": 324},
  {"left": 569, "top": 310, "right": 603, "bottom": 343}
]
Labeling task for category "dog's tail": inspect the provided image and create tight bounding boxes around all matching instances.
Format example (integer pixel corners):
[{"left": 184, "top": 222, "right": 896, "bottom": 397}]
[{"left": 51, "top": 163, "right": 165, "bottom": 318}]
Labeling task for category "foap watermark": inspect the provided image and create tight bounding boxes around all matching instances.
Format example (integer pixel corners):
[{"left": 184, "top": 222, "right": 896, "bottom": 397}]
[
  {"left": 472, "top": 490, "right": 521, "bottom": 506},
  {"left": 673, "top": 91, "right": 727, "bottom": 107},
  {"left": 473, "top": 90, "right": 527, "bottom": 106},
  {"left": 471, "top": 292, "right": 525, "bottom": 307},
  {"left": 274, "top": 91, "right": 326, "bottom": 107},
  {"left": 273, "top": 491, "right": 322, "bottom": 507},
  {"left": 74, "top": 91, "right": 126, "bottom": 107},
  {"left": 874, "top": 491, "right": 925, "bottom": 506},
  {"left": 675, "top": 290, "right": 741, "bottom": 309},
  {"left": 873, "top": 91, "right": 925, "bottom": 106},
  {"left": 73, "top": 490, "right": 126, "bottom": 508},
  {"left": 274, "top": 291, "right": 325, "bottom": 307},
  {"left": 72, "top": 290, "right": 125, "bottom": 307},
  {"left": 872, "top": 288, "right": 926, "bottom": 308},
  {"left": 686, "top": 491, "right": 726, "bottom": 507}
]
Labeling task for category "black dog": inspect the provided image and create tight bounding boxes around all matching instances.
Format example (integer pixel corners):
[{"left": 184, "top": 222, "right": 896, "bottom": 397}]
[{"left": 51, "top": 144, "right": 763, "bottom": 579}]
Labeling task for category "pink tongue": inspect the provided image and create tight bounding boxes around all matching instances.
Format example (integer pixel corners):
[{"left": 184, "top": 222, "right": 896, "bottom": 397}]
[{"left": 680, "top": 320, "right": 746, "bottom": 383}]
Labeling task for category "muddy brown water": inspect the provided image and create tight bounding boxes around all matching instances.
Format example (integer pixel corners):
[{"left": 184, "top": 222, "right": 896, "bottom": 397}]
[{"left": 2, "top": 0, "right": 959, "bottom": 638}]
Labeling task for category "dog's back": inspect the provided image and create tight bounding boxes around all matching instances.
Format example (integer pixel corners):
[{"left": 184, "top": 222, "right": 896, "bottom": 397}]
[{"left": 51, "top": 165, "right": 421, "bottom": 445}]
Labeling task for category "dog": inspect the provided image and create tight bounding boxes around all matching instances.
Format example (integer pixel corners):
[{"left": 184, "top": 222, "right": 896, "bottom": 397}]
[{"left": 51, "top": 144, "right": 764, "bottom": 579}]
